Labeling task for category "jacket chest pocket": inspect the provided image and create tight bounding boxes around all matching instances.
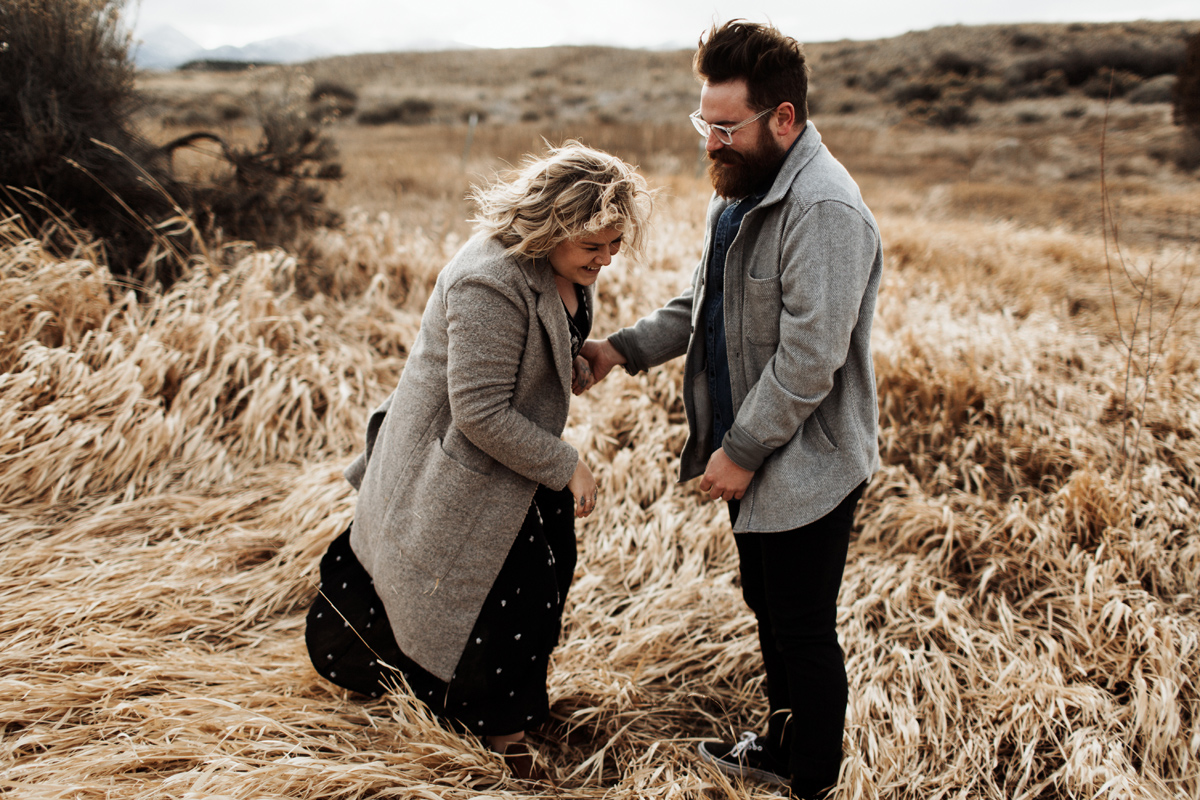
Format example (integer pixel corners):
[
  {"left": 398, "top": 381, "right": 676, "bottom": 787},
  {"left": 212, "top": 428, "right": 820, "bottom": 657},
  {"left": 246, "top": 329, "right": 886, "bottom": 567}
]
[{"left": 743, "top": 273, "right": 782, "bottom": 347}]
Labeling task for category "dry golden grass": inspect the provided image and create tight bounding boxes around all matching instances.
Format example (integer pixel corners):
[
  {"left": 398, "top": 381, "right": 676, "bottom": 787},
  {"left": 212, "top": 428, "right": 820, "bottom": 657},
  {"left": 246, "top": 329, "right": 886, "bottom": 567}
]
[
  {"left": 5, "top": 21, "right": 1200, "bottom": 799},
  {"left": 4, "top": 165, "right": 1198, "bottom": 797}
]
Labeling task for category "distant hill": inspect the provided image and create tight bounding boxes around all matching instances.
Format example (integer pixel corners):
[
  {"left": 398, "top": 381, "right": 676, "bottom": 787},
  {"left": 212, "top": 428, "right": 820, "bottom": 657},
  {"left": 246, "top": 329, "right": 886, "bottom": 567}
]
[
  {"left": 133, "top": 25, "right": 204, "bottom": 70},
  {"left": 135, "top": 19, "right": 1198, "bottom": 133},
  {"left": 132, "top": 25, "right": 471, "bottom": 71}
]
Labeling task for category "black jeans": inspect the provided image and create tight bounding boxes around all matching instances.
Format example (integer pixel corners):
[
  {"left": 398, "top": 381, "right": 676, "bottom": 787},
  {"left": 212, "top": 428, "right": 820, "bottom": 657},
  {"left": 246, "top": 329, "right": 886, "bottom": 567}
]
[{"left": 729, "top": 481, "right": 865, "bottom": 800}]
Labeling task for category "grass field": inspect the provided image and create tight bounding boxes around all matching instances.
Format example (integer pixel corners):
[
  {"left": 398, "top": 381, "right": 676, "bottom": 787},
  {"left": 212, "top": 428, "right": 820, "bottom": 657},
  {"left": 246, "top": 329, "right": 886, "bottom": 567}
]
[{"left": 3, "top": 20, "right": 1200, "bottom": 800}]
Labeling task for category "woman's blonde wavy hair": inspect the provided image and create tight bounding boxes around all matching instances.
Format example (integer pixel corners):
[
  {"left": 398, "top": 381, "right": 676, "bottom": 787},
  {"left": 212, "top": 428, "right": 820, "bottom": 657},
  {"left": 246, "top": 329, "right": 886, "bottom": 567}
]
[{"left": 471, "top": 141, "right": 653, "bottom": 259}]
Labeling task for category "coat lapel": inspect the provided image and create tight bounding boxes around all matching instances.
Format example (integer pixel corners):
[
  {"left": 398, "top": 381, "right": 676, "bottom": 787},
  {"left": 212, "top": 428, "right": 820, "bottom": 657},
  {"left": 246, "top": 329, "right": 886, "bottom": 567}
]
[{"left": 521, "top": 257, "right": 574, "bottom": 400}]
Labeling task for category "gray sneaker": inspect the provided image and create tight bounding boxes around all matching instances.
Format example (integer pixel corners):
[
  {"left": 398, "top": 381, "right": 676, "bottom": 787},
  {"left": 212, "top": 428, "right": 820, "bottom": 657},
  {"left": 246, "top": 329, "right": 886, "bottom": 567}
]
[{"left": 697, "top": 731, "right": 790, "bottom": 788}]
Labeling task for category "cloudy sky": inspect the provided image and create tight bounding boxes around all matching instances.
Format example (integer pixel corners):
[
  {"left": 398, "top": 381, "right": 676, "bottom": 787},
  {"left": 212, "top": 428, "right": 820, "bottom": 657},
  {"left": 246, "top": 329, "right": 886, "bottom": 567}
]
[{"left": 130, "top": 0, "right": 1197, "bottom": 50}]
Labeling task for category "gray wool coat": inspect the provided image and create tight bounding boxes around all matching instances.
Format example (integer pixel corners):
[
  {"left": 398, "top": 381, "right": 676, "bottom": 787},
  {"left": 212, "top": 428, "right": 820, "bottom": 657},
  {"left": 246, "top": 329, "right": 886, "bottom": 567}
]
[
  {"left": 343, "top": 233, "right": 581, "bottom": 682},
  {"left": 610, "top": 121, "right": 882, "bottom": 533}
]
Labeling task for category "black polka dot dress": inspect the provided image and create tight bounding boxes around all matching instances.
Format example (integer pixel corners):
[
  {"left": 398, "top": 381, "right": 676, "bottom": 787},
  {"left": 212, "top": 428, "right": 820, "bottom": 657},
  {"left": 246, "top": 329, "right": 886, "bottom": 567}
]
[{"left": 306, "top": 484, "right": 577, "bottom": 736}]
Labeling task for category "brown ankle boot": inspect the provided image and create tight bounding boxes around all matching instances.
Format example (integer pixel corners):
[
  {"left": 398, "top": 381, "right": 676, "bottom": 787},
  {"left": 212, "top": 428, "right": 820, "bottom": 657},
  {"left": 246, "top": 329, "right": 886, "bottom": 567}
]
[{"left": 501, "top": 741, "right": 552, "bottom": 784}]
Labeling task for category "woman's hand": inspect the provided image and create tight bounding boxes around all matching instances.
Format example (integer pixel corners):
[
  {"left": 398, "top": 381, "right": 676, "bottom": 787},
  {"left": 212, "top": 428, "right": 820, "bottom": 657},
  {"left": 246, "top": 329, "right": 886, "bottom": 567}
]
[
  {"left": 567, "top": 457, "right": 598, "bottom": 518},
  {"left": 571, "top": 355, "right": 595, "bottom": 395}
]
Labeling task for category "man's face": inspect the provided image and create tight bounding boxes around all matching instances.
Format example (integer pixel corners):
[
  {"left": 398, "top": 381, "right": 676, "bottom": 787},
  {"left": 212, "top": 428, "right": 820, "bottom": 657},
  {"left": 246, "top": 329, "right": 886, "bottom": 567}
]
[{"left": 699, "top": 79, "right": 786, "bottom": 199}]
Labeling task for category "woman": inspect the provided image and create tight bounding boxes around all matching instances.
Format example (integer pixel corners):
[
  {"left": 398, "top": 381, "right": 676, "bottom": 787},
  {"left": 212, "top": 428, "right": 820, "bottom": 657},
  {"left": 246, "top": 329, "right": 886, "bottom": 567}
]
[{"left": 306, "top": 142, "right": 652, "bottom": 775}]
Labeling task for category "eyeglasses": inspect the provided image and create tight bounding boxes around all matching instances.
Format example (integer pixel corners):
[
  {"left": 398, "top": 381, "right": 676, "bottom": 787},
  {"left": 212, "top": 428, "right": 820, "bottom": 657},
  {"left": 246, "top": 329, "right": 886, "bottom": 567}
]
[{"left": 689, "top": 106, "right": 775, "bottom": 145}]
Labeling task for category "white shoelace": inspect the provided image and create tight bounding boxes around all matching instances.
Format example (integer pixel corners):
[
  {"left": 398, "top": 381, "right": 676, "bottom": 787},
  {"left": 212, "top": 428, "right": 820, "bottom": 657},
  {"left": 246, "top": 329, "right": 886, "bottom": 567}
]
[{"left": 727, "top": 731, "right": 762, "bottom": 760}]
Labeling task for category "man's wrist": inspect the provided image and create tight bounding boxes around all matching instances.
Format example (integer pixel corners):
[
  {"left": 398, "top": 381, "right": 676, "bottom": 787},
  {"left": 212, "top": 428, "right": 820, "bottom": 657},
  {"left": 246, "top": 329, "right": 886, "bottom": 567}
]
[
  {"left": 606, "top": 330, "right": 642, "bottom": 374},
  {"left": 604, "top": 337, "right": 628, "bottom": 365},
  {"left": 721, "top": 425, "right": 772, "bottom": 472}
]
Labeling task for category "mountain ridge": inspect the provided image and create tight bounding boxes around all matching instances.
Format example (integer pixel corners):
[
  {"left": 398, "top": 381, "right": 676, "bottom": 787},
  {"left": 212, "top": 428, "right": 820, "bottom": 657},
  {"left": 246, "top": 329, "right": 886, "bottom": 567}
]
[{"left": 133, "top": 24, "right": 472, "bottom": 70}]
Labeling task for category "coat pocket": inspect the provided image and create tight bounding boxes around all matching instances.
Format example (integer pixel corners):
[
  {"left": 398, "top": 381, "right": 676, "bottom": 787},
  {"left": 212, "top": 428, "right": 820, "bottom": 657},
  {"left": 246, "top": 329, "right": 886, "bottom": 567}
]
[
  {"left": 806, "top": 407, "right": 839, "bottom": 453},
  {"left": 744, "top": 273, "right": 782, "bottom": 347},
  {"left": 439, "top": 428, "right": 495, "bottom": 476},
  {"left": 383, "top": 438, "right": 493, "bottom": 583}
]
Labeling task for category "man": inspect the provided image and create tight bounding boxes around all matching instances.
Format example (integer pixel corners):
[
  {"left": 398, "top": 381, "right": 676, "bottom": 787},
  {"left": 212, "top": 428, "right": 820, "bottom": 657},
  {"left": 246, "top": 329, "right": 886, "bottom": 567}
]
[{"left": 581, "top": 20, "right": 883, "bottom": 799}]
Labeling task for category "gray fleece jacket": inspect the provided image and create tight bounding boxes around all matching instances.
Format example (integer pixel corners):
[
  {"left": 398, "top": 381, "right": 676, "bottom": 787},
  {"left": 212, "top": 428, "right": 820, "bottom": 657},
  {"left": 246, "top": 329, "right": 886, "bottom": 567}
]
[{"left": 610, "top": 121, "right": 882, "bottom": 533}]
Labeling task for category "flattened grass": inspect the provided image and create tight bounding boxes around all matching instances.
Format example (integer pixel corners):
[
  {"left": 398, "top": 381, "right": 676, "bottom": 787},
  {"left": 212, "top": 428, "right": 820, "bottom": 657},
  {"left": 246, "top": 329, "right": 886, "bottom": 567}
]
[{"left": 2, "top": 161, "right": 1198, "bottom": 800}]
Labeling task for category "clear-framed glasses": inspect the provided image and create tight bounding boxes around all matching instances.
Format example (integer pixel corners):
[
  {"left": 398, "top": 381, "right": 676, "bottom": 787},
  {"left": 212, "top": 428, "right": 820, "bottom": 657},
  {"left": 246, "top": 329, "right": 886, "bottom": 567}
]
[{"left": 689, "top": 106, "right": 775, "bottom": 145}]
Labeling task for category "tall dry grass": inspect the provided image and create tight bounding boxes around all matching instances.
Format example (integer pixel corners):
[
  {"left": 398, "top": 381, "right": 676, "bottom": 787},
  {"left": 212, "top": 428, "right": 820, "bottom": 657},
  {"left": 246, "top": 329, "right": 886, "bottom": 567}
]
[{"left": 3, "top": 119, "right": 1199, "bottom": 800}]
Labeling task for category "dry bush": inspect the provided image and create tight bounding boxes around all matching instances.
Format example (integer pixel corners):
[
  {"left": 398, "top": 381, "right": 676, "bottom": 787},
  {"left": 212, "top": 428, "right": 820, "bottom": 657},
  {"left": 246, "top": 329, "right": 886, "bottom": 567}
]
[
  {"left": 301, "top": 46, "right": 696, "bottom": 128},
  {"left": 0, "top": 1, "right": 342, "bottom": 286},
  {"left": 0, "top": 0, "right": 193, "bottom": 279},
  {"left": 357, "top": 98, "right": 435, "bottom": 126},
  {"left": 1173, "top": 33, "right": 1200, "bottom": 170},
  {"left": 184, "top": 89, "right": 345, "bottom": 250},
  {"left": 1176, "top": 33, "right": 1200, "bottom": 131},
  {"left": 309, "top": 81, "right": 359, "bottom": 121},
  {"left": 1012, "top": 41, "right": 1186, "bottom": 90}
]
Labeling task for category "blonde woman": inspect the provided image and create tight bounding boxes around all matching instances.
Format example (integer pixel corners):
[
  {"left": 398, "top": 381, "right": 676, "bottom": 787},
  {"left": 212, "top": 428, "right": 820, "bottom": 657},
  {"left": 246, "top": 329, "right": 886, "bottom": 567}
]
[{"left": 306, "top": 142, "right": 651, "bottom": 777}]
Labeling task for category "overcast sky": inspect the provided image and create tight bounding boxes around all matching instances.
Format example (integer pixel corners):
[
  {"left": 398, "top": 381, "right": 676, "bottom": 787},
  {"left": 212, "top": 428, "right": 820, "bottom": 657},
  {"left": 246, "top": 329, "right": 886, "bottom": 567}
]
[{"left": 129, "top": 0, "right": 1198, "bottom": 50}]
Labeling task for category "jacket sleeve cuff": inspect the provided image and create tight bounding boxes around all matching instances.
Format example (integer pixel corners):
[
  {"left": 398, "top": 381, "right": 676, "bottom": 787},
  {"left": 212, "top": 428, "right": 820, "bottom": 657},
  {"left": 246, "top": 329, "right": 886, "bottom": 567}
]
[
  {"left": 607, "top": 330, "right": 647, "bottom": 375},
  {"left": 546, "top": 444, "right": 580, "bottom": 492},
  {"left": 722, "top": 423, "right": 774, "bottom": 472}
]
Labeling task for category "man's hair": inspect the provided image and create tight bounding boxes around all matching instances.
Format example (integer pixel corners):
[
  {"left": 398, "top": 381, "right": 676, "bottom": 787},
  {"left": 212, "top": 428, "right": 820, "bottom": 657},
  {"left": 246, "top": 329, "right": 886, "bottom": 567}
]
[
  {"left": 471, "top": 141, "right": 652, "bottom": 259},
  {"left": 694, "top": 20, "right": 810, "bottom": 127}
]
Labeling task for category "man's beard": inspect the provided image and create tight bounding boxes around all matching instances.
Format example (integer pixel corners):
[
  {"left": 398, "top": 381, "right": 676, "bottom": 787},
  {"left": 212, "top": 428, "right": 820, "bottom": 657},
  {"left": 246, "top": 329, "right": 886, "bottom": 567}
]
[{"left": 707, "top": 125, "right": 786, "bottom": 199}]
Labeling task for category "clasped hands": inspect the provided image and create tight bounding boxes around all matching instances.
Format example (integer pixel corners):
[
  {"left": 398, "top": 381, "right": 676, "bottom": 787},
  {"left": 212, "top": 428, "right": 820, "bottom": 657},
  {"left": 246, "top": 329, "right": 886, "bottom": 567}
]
[
  {"left": 574, "top": 339, "right": 754, "bottom": 503},
  {"left": 572, "top": 339, "right": 624, "bottom": 395}
]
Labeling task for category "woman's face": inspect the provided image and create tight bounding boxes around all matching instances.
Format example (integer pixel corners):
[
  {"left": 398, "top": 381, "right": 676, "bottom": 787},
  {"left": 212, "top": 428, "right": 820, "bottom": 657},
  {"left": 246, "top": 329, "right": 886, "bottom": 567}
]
[{"left": 548, "top": 227, "right": 623, "bottom": 286}]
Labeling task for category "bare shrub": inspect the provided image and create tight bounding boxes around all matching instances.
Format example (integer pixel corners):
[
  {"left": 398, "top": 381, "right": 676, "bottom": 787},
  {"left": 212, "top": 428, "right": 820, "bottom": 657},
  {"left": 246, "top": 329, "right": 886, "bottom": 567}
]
[
  {"left": 925, "top": 101, "right": 977, "bottom": 128},
  {"left": 932, "top": 51, "right": 990, "bottom": 78},
  {"left": 971, "top": 77, "right": 1013, "bottom": 103},
  {"left": 1009, "top": 30, "right": 1046, "bottom": 50},
  {"left": 1127, "top": 74, "right": 1177, "bottom": 105},
  {"left": 1099, "top": 101, "right": 1197, "bottom": 483},
  {"left": 0, "top": 0, "right": 343, "bottom": 285},
  {"left": 180, "top": 58, "right": 271, "bottom": 72},
  {"left": 894, "top": 76, "right": 979, "bottom": 128},
  {"left": 309, "top": 81, "right": 358, "bottom": 121},
  {"left": 1081, "top": 69, "right": 1143, "bottom": 99},
  {"left": 1173, "top": 131, "right": 1200, "bottom": 172},
  {"left": 1013, "top": 40, "right": 1186, "bottom": 90},
  {"left": 1174, "top": 32, "right": 1200, "bottom": 131},
  {"left": 186, "top": 96, "right": 344, "bottom": 249},
  {"left": 865, "top": 66, "right": 907, "bottom": 93},
  {"left": 0, "top": 0, "right": 189, "bottom": 277},
  {"left": 1170, "top": 33, "right": 1200, "bottom": 171},
  {"left": 358, "top": 98, "right": 436, "bottom": 126},
  {"left": 892, "top": 79, "right": 943, "bottom": 105}
]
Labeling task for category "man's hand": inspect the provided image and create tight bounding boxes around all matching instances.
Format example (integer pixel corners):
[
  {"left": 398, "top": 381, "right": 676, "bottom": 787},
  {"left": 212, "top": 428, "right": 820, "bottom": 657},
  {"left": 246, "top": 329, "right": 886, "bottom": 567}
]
[
  {"left": 579, "top": 338, "right": 627, "bottom": 388},
  {"left": 698, "top": 448, "right": 754, "bottom": 501}
]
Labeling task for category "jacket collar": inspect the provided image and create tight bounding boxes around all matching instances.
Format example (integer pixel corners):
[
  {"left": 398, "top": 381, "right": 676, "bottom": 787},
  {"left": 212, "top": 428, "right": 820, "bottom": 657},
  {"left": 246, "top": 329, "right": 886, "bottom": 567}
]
[{"left": 760, "top": 120, "right": 822, "bottom": 208}]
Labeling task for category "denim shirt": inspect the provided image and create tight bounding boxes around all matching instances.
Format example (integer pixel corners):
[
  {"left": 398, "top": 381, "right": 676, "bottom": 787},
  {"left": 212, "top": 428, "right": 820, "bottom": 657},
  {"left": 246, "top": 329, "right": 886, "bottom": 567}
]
[{"left": 703, "top": 192, "right": 764, "bottom": 450}]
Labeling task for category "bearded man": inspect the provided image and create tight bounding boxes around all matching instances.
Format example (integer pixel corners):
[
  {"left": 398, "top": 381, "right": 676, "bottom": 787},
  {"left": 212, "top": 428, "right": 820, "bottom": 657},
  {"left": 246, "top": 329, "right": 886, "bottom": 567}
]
[{"left": 580, "top": 19, "right": 883, "bottom": 799}]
